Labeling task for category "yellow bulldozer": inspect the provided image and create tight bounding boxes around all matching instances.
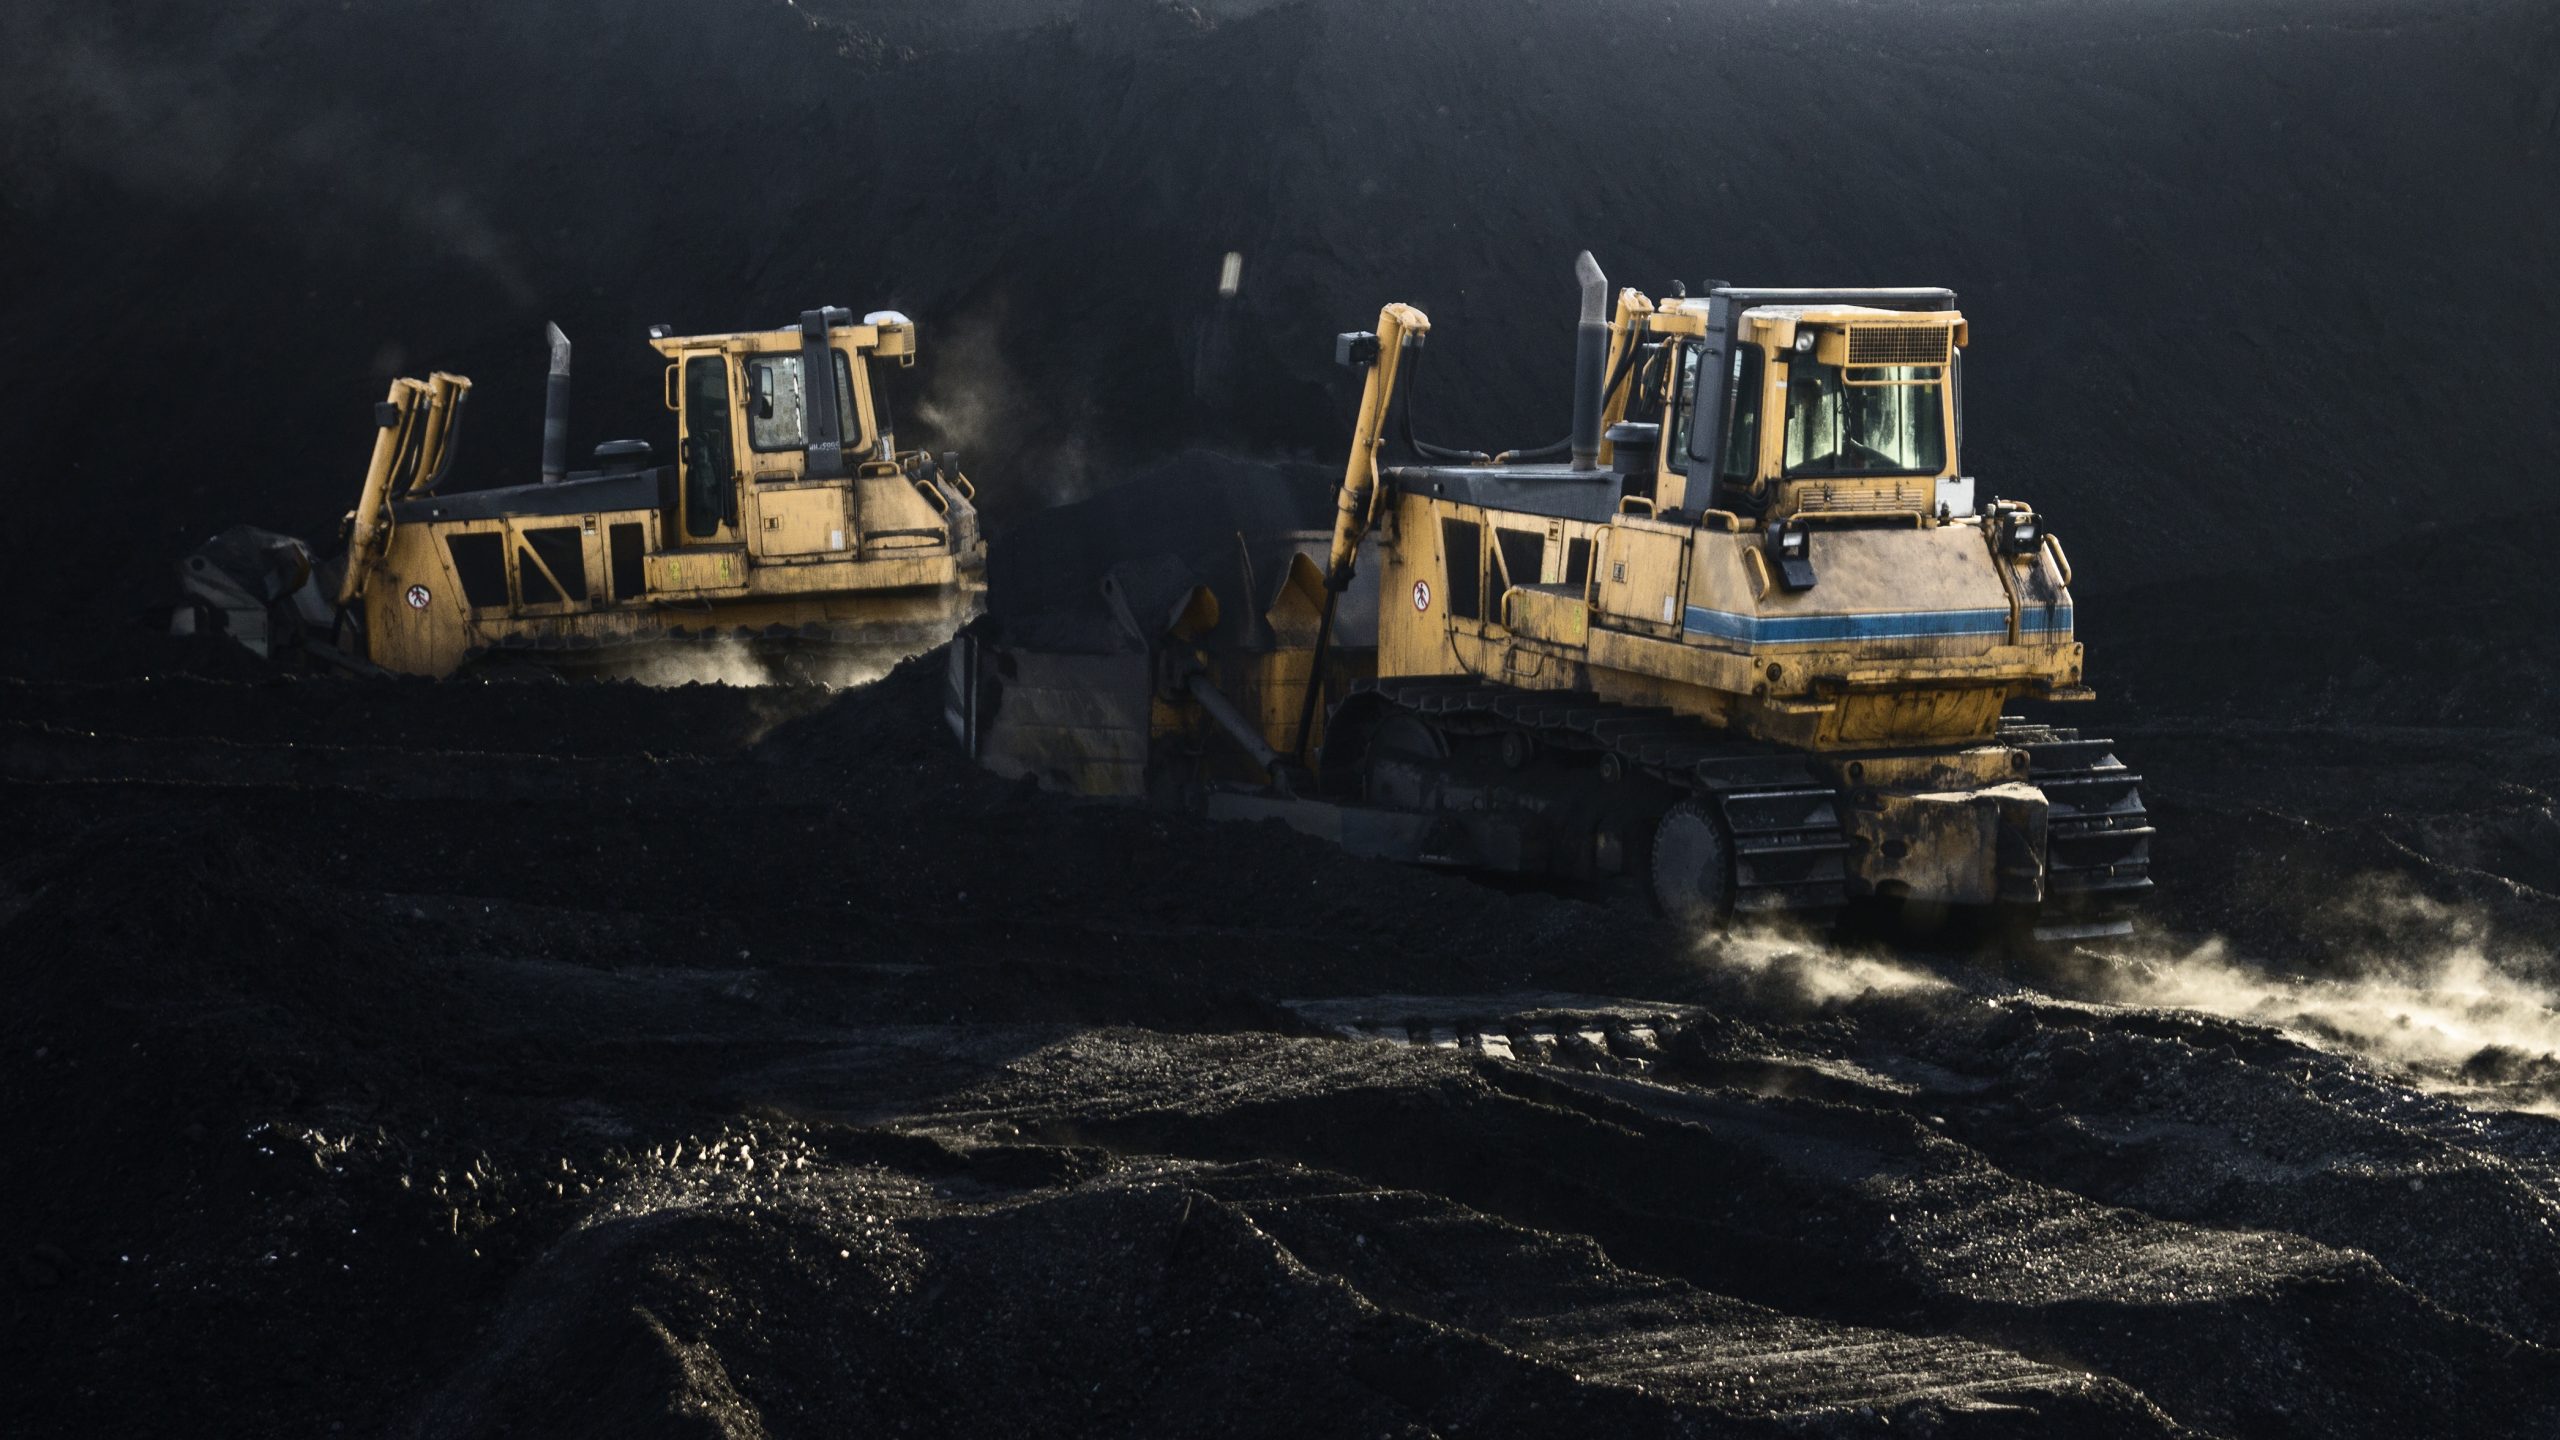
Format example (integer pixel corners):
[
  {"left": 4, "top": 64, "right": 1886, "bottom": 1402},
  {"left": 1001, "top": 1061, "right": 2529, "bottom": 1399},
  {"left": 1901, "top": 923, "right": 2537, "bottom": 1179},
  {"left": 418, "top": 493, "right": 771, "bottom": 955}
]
[
  {"left": 949, "top": 256, "right": 2149, "bottom": 938},
  {"left": 178, "top": 306, "right": 984, "bottom": 681}
]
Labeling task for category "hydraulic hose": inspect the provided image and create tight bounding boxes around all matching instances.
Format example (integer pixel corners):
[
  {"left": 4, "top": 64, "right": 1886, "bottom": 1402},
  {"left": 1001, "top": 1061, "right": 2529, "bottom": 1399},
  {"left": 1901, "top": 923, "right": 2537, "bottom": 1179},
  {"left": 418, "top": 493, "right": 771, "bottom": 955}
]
[
  {"left": 1491, "top": 335, "right": 1646, "bottom": 465},
  {"left": 419, "top": 390, "right": 467, "bottom": 493},
  {"left": 1396, "top": 343, "right": 1490, "bottom": 465}
]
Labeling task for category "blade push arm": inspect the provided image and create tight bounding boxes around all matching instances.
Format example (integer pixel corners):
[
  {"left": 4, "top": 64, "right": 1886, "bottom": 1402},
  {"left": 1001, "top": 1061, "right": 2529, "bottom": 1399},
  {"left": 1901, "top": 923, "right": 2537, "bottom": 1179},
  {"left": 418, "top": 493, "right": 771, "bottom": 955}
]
[
  {"left": 1324, "top": 302, "right": 1430, "bottom": 590},
  {"left": 1290, "top": 302, "right": 1428, "bottom": 767},
  {"left": 338, "top": 372, "right": 471, "bottom": 607}
]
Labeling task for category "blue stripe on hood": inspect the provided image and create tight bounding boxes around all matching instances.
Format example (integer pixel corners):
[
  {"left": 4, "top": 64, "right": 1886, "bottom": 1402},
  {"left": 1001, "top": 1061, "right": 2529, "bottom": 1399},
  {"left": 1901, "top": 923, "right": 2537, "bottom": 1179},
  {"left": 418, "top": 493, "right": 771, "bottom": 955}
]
[{"left": 1682, "top": 604, "right": 2073, "bottom": 644}]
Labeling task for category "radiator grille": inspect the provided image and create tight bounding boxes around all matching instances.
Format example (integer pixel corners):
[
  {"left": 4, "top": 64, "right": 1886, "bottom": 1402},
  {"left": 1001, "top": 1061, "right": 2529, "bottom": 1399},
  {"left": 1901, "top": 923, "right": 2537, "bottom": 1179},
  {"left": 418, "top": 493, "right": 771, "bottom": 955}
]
[
  {"left": 1797, "top": 479, "right": 1930, "bottom": 513},
  {"left": 1846, "top": 325, "right": 1952, "bottom": 367}
]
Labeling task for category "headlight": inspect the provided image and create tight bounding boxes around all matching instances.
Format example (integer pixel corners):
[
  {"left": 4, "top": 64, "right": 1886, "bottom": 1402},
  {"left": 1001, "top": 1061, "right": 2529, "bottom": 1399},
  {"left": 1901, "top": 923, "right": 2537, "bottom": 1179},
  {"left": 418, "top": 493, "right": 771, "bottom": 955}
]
[{"left": 1764, "top": 521, "right": 1818, "bottom": 590}]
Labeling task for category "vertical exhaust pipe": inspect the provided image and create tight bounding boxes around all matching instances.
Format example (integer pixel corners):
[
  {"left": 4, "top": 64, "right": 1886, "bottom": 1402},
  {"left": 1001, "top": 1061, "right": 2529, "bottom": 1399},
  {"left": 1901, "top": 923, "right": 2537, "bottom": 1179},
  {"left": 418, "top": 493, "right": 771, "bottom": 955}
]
[
  {"left": 1568, "top": 251, "right": 1609, "bottom": 472},
  {"left": 540, "top": 322, "right": 571, "bottom": 484}
]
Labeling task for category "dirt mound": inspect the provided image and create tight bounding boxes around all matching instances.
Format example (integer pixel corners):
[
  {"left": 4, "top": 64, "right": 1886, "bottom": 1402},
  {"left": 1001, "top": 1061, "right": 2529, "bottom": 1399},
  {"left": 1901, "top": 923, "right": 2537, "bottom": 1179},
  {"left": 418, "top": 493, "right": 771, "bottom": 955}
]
[
  {"left": 414, "top": 1155, "right": 2184, "bottom": 1439},
  {"left": 11, "top": 662, "right": 2560, "bottom": 1436}
]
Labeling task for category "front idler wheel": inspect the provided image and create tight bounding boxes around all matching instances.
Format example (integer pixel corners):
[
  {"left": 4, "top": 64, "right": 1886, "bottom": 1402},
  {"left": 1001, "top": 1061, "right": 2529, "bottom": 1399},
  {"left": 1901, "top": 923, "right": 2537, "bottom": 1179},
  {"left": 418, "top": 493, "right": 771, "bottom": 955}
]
[{"left": 1650, "top": 799, "right": 1735, "bottom": 928}]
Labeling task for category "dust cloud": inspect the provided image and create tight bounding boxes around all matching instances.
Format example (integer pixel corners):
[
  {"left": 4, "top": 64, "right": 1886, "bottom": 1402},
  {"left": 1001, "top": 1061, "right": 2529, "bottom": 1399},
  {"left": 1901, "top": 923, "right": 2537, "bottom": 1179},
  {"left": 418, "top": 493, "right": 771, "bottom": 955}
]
[
  {"left": 598, "top": 639, "right": 901, "bottom": 694},
  {"left": 1691, "top": 883, "right": 2560, "bottom": 1114},
  {"left": 2097, "top": 904, "right": 2560, "bottom": 1114},
  {"left": 606, "top": 639, "right": 785, "bottom": 690},
  {"left": 583, "top": 639, "right": 905, "bottom": 746},
  {"left": 912, "top": 300, "right": 1097, "bottom": 508},
  {"left": 1695, "top": 926, "right": 1953, "bottom": 1008}
]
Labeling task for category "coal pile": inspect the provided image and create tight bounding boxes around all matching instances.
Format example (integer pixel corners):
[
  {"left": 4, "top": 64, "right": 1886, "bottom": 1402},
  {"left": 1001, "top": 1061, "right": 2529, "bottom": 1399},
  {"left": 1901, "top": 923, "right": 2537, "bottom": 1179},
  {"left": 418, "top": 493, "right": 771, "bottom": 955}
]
[
  {"left": 8, "top": 657, "right": 2560, "bottom": 1437},
  {"left": 6, "top": 0, "right": 2558, "bottom": 678}
]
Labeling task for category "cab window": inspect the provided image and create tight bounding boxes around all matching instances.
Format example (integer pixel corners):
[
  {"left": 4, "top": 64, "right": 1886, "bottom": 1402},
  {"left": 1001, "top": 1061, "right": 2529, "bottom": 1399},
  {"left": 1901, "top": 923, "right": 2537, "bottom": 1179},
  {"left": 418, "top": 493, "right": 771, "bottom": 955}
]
[
  {"left": 1783, "top": 360, "right": 1946, "bottom": 477},
  {"left": 745, "top": 356, "right": 808, "bottom": 451},
  {"left": 743, "top": 352, "right": 862, "bottom": 456},
  {"left": 1667, "top": 342, "right": 1763, "bottom": 485},
  {"left": 1667, "top": 345, "right": 1698, "bottom": 468},
  {"left": 1720, "top": 345, "right": 1763, "bottom": 483}
]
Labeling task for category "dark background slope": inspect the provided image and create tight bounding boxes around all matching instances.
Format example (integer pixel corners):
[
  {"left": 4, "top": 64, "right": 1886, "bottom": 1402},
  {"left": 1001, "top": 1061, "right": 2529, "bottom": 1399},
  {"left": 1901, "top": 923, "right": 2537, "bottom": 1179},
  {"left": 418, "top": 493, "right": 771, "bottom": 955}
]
[{"left": 3, "top": 0, "right": 2556, "bottom": 684}]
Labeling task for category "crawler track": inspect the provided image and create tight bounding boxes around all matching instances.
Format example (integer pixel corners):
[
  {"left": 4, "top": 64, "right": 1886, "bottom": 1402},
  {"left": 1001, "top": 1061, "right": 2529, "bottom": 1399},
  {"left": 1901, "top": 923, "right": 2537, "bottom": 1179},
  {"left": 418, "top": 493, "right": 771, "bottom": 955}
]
[
  {"left": 2003, "top": 718, "right": 2156, "bottom": 912},
  {"left": 1353, "top": 677, "right": 2150, "bottom": 922}
]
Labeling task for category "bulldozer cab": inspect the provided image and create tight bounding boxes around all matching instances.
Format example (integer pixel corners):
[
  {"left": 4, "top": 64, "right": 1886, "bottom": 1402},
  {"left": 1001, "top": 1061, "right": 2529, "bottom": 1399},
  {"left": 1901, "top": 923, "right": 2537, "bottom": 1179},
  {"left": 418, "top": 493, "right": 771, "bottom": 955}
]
[
  {"left": 650, "top": 307, "right": 917, "bottom": 556},
  {"left": 1598, "top": 291, "right": 1970, "bottom": 523}
]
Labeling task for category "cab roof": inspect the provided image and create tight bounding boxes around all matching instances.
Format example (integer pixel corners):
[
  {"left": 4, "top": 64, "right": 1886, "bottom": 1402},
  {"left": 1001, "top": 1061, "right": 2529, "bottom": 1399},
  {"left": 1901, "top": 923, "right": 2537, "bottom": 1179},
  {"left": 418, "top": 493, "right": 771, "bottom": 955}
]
[{"left": 645, "top": 312, "right": 915, "bottom": 359}]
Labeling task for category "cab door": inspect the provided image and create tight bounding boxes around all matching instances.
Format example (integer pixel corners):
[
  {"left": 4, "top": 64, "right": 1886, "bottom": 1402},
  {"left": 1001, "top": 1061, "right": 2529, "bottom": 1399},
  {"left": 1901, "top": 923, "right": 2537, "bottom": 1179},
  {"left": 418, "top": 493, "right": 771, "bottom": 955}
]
[
  {"left": 738, "top": 350, "right": 855, "bottom": 562},
  {"left": 674, "top": 353, "right": 740, "bottom": 545}
]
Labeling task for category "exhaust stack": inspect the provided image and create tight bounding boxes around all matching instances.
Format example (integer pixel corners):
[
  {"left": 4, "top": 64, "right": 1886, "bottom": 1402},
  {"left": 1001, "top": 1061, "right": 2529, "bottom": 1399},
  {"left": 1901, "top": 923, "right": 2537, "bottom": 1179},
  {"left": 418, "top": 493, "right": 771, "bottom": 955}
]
[
  {"left": 1568, "top": 251, "right": 1609, "bottom": 472},
  {"left": 540, "top": 322, "right": 571, "bottom": 484}
]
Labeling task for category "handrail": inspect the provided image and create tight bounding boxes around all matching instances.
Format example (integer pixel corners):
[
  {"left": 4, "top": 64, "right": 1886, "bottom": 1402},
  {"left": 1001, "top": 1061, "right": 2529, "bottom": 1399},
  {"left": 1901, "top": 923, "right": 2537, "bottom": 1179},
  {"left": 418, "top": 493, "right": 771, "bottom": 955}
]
[{"left": 1782, "top": 508, "right": 1925, "bottom": 529}]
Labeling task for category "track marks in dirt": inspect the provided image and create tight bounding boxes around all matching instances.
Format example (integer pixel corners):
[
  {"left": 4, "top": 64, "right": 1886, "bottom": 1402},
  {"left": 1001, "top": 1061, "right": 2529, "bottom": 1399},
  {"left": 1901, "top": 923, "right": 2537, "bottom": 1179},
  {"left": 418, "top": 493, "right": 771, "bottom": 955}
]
[
  {"left": 1874, "top": 995, "right": 2560, "bottom": 1348},
  {"left": 416, "top": 1146, "right": 2180, "bottom": 1439},
  {"left": 907, "top": 1025, "right": 2560, "bottom": 1437}
]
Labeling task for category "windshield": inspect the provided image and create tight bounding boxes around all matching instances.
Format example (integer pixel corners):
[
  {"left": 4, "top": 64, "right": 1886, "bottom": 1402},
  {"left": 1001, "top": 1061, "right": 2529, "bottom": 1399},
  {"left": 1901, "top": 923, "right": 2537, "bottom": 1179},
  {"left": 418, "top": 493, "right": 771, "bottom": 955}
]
[{"left": 1783, "top": 360, "right": 1946, "bottom": 477}]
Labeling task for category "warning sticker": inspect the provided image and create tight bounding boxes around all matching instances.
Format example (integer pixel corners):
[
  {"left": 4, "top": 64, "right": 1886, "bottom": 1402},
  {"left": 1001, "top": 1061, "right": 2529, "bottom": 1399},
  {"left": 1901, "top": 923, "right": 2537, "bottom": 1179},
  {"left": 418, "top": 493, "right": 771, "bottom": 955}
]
[
  {"left": 1411, "top": 579, "right": 1431, "bottom": 612},
  {"left": 404, "top": 584, "right": 432, "bottom": 610}
]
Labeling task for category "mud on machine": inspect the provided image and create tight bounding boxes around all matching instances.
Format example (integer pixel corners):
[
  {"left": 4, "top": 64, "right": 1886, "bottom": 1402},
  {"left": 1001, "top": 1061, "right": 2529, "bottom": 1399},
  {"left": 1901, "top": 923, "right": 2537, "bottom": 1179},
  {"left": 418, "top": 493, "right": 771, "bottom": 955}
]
[
  {"left": 950, "top": 255, "right": 2151, "bottom": 940},
  {"left": 179, "top": 307, "right": 985, "bottom": 680}
]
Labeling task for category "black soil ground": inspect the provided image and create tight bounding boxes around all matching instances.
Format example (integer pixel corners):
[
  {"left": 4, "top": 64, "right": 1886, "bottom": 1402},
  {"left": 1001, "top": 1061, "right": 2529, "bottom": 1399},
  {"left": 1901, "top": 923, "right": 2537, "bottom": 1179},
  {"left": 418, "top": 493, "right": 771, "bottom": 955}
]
[
  {"left": 8, "top": 1, "right": 2560, "bottom": 1436},
  {"left": 11, "top": 652, "right": 2560, "bottom": 1438}
]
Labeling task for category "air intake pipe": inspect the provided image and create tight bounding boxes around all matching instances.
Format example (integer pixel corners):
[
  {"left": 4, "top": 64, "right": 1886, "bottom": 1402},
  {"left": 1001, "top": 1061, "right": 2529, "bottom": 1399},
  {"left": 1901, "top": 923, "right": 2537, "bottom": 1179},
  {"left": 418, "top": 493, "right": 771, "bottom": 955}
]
[
  {"left": 1568, "top": 251, "right": 1609, "bottom": 472},
  {"left": 540, "top": 322, "right": 571, "bottom": 484}
]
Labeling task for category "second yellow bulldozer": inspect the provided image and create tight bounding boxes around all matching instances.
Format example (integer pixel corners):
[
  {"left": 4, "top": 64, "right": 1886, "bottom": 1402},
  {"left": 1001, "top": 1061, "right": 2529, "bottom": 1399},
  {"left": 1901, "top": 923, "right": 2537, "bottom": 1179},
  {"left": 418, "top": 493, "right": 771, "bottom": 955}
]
[
  {"left": 950, "top": 255, "right": 2150, "bottom": 939},
  {"left": 179, "top": 306, "right": 984, "bottom": 681}
]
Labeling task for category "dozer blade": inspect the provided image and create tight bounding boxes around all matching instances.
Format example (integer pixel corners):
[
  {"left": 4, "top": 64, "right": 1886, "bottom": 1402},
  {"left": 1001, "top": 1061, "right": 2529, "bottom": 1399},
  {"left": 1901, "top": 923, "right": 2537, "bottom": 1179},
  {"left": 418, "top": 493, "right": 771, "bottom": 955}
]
[{"left": 2030, "top": 916, "right": 2137, "bottom": 945}]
